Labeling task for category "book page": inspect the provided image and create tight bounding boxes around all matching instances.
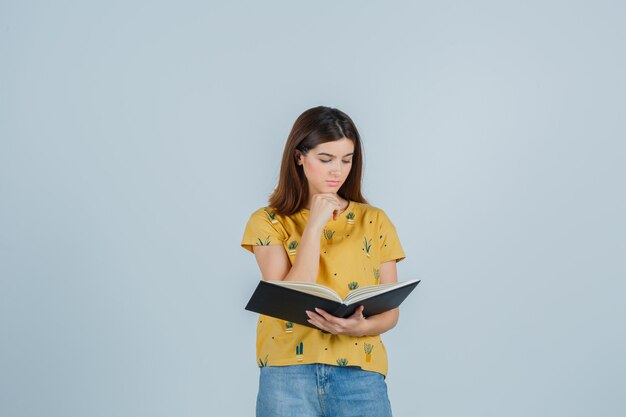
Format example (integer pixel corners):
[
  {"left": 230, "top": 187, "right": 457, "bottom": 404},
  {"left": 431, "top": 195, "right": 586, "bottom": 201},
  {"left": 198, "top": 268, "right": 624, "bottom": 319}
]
[
  {"left": 344, "top": 279, "right": 420, "bottom": 305},
  {"left": 266, "top": 280, "right": 343, "bottom": 303}
]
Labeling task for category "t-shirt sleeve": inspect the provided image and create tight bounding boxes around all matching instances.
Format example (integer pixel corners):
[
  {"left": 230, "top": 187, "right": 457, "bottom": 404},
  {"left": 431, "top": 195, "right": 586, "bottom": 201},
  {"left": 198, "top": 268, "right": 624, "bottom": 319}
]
[
  {"left": 378, "top": 209, "right": 406, "bottom": 264},
  {"left": 240, "top": 208, "right": 286, "bottom": 254}
]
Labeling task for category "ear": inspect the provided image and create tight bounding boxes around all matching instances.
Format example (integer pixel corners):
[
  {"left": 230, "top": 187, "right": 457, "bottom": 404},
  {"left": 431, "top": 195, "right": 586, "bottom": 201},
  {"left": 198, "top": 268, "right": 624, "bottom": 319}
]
[{"left": 294, "top": 150, "right": 303, "bottom": 165}]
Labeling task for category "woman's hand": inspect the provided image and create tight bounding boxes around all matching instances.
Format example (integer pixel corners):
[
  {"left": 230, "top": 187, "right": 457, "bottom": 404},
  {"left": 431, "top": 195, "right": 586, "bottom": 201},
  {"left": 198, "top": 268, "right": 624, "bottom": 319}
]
[
  {"left": 305, "top": 305, "right": 368, "bottom": 337},
  {"left": 307, "top": 193, "right": 343, "bottom": 230}
]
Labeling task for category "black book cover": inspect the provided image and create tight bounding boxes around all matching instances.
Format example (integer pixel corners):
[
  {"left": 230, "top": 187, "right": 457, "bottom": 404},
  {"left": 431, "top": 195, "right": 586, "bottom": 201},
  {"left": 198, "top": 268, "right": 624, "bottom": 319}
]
[{"left": 244, "top": 280, "right": 420, "bottom": 329}]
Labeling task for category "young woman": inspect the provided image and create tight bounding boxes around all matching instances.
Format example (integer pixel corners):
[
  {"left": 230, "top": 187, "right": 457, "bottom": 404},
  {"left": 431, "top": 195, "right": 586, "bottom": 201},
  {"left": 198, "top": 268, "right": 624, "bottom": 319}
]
[{"left": 241, "top": 106, "right": 406, "bottom": 417}]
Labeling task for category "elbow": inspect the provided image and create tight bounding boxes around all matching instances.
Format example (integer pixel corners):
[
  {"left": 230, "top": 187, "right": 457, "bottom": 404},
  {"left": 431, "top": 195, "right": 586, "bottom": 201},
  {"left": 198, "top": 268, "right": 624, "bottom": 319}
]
[
  {"left": 384, "top": 308, "right": 400, "bottom": 332},
  {"left": 391, "top": 307, "right": 400, "bottom": 329}
]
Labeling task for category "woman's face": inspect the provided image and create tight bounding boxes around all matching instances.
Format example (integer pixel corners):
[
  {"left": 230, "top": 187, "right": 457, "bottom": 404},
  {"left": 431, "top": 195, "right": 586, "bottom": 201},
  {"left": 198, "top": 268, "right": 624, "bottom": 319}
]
[{"left": 296, "top": 137, "right": 355, "bottom": 196}]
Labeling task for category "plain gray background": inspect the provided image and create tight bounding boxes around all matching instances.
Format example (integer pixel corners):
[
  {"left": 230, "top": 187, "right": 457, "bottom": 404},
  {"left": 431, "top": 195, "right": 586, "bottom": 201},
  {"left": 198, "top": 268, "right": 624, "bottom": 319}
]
[{"left": 1, "top": 1, "right": 625, "bottom": 416}]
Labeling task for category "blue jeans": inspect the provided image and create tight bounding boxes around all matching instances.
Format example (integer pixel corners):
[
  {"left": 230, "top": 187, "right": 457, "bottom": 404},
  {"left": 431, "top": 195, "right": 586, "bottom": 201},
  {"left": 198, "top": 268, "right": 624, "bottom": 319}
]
[{"left": 256, "top": 364, "right": 393, "bottom": 417}]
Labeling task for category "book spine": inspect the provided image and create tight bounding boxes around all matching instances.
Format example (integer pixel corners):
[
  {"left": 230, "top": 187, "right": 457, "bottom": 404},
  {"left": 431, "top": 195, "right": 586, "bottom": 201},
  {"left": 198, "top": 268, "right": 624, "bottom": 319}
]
[{"left": 334, "top": 304, "right": 353, "bottom": 318}]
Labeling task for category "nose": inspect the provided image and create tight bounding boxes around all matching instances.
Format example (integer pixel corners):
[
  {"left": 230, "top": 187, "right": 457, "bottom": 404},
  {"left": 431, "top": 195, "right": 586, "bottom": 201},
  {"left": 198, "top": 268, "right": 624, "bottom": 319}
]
[{"left": 330, "top": 160, "right": 342, "bottom": 177}]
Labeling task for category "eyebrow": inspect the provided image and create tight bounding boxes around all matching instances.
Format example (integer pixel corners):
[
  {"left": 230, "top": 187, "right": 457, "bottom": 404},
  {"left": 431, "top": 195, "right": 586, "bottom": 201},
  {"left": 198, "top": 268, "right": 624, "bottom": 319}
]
[{"left": 316, "top": 152, "right": 354, "bottom": 158}]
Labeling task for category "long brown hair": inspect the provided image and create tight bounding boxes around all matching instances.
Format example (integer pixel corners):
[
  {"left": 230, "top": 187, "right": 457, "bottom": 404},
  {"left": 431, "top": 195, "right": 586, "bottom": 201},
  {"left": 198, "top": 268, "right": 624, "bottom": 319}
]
[{"left": 268, "top": 106, "right": 368, "bottom": 215}]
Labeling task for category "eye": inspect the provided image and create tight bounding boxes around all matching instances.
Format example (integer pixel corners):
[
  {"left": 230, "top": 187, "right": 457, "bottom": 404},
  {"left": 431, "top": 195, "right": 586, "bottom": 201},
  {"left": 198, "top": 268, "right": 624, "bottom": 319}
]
[
  {"left": 320, "top": 159, "right": 332, "bottom": 163},
  {"left": 342, "top": 160, "right": 352, "bottom": 164}
]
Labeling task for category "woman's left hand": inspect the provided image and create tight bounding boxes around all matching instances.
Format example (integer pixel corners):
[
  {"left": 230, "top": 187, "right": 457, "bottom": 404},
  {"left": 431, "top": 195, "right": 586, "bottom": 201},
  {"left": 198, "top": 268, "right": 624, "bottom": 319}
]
[{"left": 305, "top": 305, "right": 368, "bottom": 337}]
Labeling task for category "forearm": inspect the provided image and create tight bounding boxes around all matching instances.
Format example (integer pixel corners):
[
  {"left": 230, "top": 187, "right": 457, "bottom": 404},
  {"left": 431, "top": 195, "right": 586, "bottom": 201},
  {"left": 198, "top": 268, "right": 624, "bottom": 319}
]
[
  {"left": 282, "top": 226, "right": 322, "bottom": 282},
  {"left": 360, "top": 308, "right": 399, "bottom": 336}
]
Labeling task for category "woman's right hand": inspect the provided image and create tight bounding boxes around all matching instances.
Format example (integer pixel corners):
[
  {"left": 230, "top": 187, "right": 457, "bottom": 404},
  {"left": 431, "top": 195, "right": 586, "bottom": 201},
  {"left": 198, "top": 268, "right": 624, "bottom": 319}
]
[{"left": 307, "top": 193, "right": 343, "bottom": 230}]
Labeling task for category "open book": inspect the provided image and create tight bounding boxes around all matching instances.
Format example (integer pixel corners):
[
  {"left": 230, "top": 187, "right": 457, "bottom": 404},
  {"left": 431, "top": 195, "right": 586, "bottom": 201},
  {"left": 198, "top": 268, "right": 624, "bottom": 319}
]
[{"left": 245, "top": 279, "right": 420, "bottom": 329}]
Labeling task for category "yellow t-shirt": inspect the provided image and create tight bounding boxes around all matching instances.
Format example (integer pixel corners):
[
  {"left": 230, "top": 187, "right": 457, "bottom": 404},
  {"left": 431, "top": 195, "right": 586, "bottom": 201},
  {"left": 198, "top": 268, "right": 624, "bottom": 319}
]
[{"left": 240, "top": 200, "right": 406, "bottom": 377}]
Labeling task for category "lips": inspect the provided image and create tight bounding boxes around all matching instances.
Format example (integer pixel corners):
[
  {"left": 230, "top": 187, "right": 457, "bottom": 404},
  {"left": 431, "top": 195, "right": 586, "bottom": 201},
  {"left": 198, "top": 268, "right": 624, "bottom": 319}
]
[{"left": 326, "top": 180, "right": 340, "bottom": 186}]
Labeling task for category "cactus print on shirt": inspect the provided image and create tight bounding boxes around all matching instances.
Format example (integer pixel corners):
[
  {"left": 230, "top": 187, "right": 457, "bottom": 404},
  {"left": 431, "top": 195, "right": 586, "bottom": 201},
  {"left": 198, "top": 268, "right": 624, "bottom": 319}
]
[{"left": 240, "top": 200, "right": 406, "bottom": 378}]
